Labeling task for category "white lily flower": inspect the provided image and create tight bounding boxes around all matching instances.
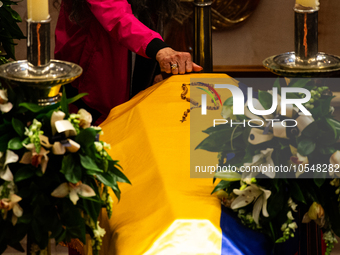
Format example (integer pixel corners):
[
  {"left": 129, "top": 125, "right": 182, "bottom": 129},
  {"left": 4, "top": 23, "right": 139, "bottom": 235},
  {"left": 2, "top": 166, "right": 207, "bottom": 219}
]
[
  {"left": 78, "top": 109, "right": 92, "bottom": 128},
  {"left": 287, "top": 211, "right": 294, "bottom": 220},
  {"left": 221, "top": 105, "right": 237, "bottom": 120},
  {"left": 243, "top": 148, "right": 275, "bottom": 179},
  {"left": 231, "top": 184, "right": 271, "bottom": 224},
  {"left": 91, "top": 126, "right": 104, "bottom": 135},
  {"left": 302, "top": 202, "right": 325, "bottom": 227},
  {"left": 288, "top": 197, "right": 298, "bottom": 212},
  {"left": 0, "top": 89, "right": 13, "bottom": 113},
  {"left": 288, "top": 222, "right": 298, "bottom": 232},
  {"left": 94, "top": 142, "right": 103, "bottom": 152},
  {"left": 51, "top": 181, "right": 96, "bottom": 205},
  {"left": 51, "top": 111, "right": 66, "bottom": 135},
  {"left": 20, "top": 146, "right": 49, "bottom": 174},
  {"left": 0, "top": 150, "right": 19, "bottom": 181},
  {"left": 330, "top": 151, "right": 340, "bottom": 178},
  {"left": 93, "top": 221, "right": 106, "bottom": 239},
  {"left": 0, "top": 194, "right": 23, "bottom": 225},
  {"left": 290, "top": 153, "right": 309, "bottom": 178}
]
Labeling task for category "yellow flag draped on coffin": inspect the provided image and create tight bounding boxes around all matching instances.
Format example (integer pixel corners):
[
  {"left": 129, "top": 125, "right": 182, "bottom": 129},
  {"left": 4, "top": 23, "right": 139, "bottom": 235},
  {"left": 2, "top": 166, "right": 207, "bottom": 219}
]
[{"left": 99, "top": 73, "right": 234, "bottom": 255}]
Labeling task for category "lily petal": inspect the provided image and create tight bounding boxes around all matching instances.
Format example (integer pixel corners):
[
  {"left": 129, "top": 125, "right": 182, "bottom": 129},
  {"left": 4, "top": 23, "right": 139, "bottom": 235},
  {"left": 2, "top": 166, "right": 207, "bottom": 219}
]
[
  {"left": 23, "top": 143, "right": 35, "bottom": 150},
  {"left": 261, "top": 191, "right": 271, "bottom": 217},
  {"left": 52, "top": 142, "right": 66, "bottom": 155},
  {"left": 302, "top": 213, "right": 311, "bottom": 223},
  {"left": 0, "top": 102, "right": 13, "bottom": 113},
  {"left": 11, "top": 215, "right": 18, "bottom": 225},
  {"left": 231, "top": 195, "right": 253, "bottom": 209},
  {"left": 10, "top": 194, "right": 22, "bottom": 204},
  {"left": 65, "top": 139, "right": 81, "bottom": 153},
  {"left": 40, "top": 155, "right": 48, "bottom": 174},
  {"left": 39, "top": 148, "right": 49, "bottom": 174},
  {"left": 13, "top": 203, "right": 23, "bottom": 218},
  {"left": 19, "top": 152, "right": 33, "bottom": 164},
  {"left": 1, "top": 166, "right": 13, "bottom": 181},
  {"left": 55, "top": 120, "right": 77, "bottom": 137},
  {"left": 69, "top": 189, "right": 79, "bottom": 205},
  {"left": 5, "top": 150, "right": 19, "bottom": 165},
  {"left": 252, "top": 195, "right": 263, "bottom": 224},
  {"left": 77, "top": 184, "right": 96, "bottom": 197},
  {"left": 51, "top": 183, "right": 70, "bottom": 198},
  {"left": 0, "top": 90, "right": 8, "bottom": 101},
  {"left": 231, "top": 186, "right": 261, "bottom": 209},
  {"left": 51, "top": 111, "right": 66, "bottom": 135}
]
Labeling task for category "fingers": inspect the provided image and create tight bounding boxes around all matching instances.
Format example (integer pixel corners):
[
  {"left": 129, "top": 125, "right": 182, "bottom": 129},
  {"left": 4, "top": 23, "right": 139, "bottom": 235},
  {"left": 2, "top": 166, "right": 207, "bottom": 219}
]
[
  {"left": 156, "top": 48, "right": 203, "bottom": 75},
  {"left": 192, "top": 62, "right": 203, "bottom": 72},
  {"left": 171, "top": 62, "right": 179, "bottom": 74}
]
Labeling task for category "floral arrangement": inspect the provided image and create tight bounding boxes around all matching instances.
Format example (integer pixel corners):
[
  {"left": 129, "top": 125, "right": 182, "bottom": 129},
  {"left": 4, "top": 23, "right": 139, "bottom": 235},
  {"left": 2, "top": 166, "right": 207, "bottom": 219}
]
[
  {"left": 197, "top": 78, "right": 340, "bottom": 254},
  {"left": 0, "top": 0, "right": 26, "bottom": 63},
  {"left": 0, "top": 85, "right": 129, "bottom": 254}
]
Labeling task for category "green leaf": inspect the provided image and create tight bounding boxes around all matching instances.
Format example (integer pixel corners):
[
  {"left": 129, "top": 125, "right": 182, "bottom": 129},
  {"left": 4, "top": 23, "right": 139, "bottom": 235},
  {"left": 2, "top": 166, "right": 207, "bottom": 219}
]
[
  {"left": 14, "top": 166, "right": 35, "bottom": 182},
  {"left": 326, "top": 118, "right": 340, "bottom": 139},
  {"left": 325, "top": 198, "right": 340, "bottom": 237},
  {"left": 214, "top": 171, "right": 241, "bottom": 181},
  {"left": 320, "top": 96, "right": 334, "bottom": 116},
  {"left": 55, "top": 229, "right": 67, "bottom": 244},
  {"left": 290, "top": 181, "right": 306, "bottom": 204},
  {"left": 66, "top": 226, "right": 86, "bottom": 244},
  {"left": 111, "top": 184, "right": 121, "bottom": 201},
  {"left": 67, "top": 93, "right": 89, "bottom": 105},
  {"left": 0, "top": 133, "right": 12, "bottom": 151},
  {"left": 60, "top": 154, "right": 81, "bottom": 183},
  {"left": 223, "top": 97, "right": 233, "bottom": 106},
  {"left": 75, "top": 128, "right": 97, "bottom": 149},
  {"left": 32, "top": 220, "right": 42, "bottom": 243},
  {"left": 7, "top": 137, "right": 23, "bottom": 150},
  {"left": 196, "top": 127, "right": 243, "bottom": 152},
  {"left": 314, "top": 178, "right": 325, "bottom": 188},
  {"left": 80, "top": 154, "right": 103, "bottom": 174},
  {"left": 203, "top": 123, "right": 233, "bottom": 135},
  {"left": 258, "top": 90, "right": 274, "bottom": 110},
  {"left": 96, "top": 172, "right": 115, "bottom": 187},
  {"left": 211, "top": 180, "right": 230, "bottom": 194},
  {"left": 82, "top": 194, "right": 101, "bottom": 224},
  {"left": 273, "top": 78, "right": 281, "bottom": 94},
  {"left": 17, "top": 214, "right": 33, "bottom": 224},
  {"left": 267, "top": 190, "right": 284, "bottom": 217},
  {"left": 108, "top": 161, "right": 130, "bottom": 184},
  {"left": 18, "top": 102, "right": 44, "bottom": 112},
  {"left": 288, "top": 78, "right": 311, "bottom": 88},
  {"left": 318, "top": 146, "right": 336, "bottom": 155},
  {"left": 11, "top": 118, "right": 25, "bottom": 138},
  {"left": 8, "top": 7, "right": 22, "bottom": 22},
  {"left": 301, "top": 121, "right": 318, "bottom": 137},
  {"left": 297, "top": 138, "right": 316, "bottom": 156}
]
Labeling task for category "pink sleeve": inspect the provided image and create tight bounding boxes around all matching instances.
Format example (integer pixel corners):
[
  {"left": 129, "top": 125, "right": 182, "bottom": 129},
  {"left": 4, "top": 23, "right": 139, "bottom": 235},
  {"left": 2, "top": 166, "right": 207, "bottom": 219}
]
[{"left": 86, "top": 0, "right": 163, "bottom": 58}]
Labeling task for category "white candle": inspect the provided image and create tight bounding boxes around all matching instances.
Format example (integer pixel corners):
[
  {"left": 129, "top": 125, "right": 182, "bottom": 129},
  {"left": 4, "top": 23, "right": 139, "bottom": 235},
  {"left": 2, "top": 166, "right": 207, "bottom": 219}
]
[
  {"left": 27, "top": 0, "right": 49, "bottom": 21},
  {"left": 295, "top": 0, "right": 320, "bottom": 9}
]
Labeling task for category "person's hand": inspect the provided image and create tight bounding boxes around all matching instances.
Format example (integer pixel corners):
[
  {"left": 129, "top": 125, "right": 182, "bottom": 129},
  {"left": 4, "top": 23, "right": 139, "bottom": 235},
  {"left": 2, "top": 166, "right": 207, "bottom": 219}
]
[{"left": 156, "top": 47, "right": 203, "bottom": 74}]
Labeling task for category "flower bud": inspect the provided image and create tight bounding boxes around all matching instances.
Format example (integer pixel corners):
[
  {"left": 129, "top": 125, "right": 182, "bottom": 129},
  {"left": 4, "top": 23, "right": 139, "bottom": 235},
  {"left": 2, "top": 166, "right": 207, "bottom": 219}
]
[
  {"left": 78, "top": 109, "right": 92, "bottom": 129},
  {"left": 308, "top": 202, "right": 324, "bottom": 220}
]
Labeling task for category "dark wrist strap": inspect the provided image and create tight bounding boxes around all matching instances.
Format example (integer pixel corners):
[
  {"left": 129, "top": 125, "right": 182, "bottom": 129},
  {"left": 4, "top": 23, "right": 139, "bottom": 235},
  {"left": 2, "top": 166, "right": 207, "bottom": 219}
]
[{"left": 146, "top": 38, "right": 169, "bottom": 59}]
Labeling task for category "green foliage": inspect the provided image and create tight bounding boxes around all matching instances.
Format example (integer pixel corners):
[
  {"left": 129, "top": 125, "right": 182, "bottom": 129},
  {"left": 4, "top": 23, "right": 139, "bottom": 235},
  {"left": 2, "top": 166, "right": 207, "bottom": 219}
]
[
  {"left": 0, "top": 87, "right": 129, "bottom": 254},
  {"left": 0, "top": 0, "right": 26, "bottom": 60},
  {"left": 200, "top": 78, "right": 340, "bottom": 252}
]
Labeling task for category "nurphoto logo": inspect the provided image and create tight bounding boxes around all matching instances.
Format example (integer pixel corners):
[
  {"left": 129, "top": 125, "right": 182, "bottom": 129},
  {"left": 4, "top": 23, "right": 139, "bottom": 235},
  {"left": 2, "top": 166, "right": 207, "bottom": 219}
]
[{"left": 200, "top": 85, "right": 312, "bottom": 128}]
